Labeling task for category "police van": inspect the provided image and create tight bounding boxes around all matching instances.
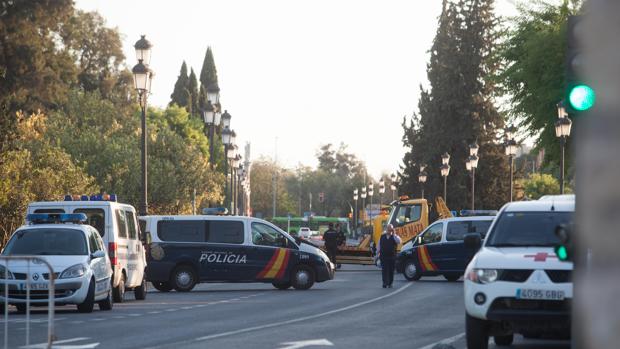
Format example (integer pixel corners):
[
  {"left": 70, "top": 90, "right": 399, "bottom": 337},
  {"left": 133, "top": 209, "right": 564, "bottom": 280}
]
[
  {"left": 27, "top": 195, "right": 147, "bottom": 303},
  {"left": 140, "top": 214, "right": 335, "bottom": 292}
]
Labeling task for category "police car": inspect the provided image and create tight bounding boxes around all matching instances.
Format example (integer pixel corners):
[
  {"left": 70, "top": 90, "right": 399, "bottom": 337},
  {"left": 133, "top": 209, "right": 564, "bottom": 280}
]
[
  {"left": 0, "top": 214, "right": 113, "bottom": 313},
  {"left": 463, "top": 198, "right": 574, "bottom": 348},
  {"left": 395, "top": 216, "right": 494, "bottom": 281},
  {"left": 27, "top": 195, "right": 148, "bottom": 303},
  {"left": 140, "top": 214, "right": 335, "bottom": 292}
]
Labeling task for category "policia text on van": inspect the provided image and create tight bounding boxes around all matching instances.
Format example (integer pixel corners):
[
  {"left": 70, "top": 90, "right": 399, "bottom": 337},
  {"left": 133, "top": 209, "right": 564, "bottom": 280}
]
[{"left": 140, "top": 216, "right": 335, "bottom": 291}]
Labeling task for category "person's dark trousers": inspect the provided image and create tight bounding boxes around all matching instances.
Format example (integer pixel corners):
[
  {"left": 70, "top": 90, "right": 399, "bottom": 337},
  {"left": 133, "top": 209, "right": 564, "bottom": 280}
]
[
  {"left": 327, "top": 248, "right": 338, "bottom": 265},
  {"left": 381, "top": 257, "right": 396, "bottom": 287}
]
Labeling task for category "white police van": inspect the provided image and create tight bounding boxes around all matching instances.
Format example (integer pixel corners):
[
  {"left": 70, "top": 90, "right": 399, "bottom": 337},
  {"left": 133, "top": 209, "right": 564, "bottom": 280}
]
[
  {"left": 27, "top": 195, "right": 147, "bottom": 303},
  {"left": 1, "top": 213, "right": 113, "bottom": 313},
  {"left": 463, "top": 197, "right": 574, "bottom": 348},
  {"left": 140, "top": 213, "right": 335, "bottom": 292}
]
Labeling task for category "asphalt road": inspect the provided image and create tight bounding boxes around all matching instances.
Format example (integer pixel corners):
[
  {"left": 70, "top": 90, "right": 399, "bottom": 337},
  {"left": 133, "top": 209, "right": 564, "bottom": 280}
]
[{"left": 1, "top": 265, "right": 570, "bottom": 349}]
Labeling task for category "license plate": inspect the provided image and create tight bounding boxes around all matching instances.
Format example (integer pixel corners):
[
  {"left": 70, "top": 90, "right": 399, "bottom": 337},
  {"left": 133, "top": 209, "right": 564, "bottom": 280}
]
[
  {"left": 516, "top": 288, "right": 565, "bottom": 300},
  {"left": 22, "top": 283, "right": 48, "bottom": 290}
]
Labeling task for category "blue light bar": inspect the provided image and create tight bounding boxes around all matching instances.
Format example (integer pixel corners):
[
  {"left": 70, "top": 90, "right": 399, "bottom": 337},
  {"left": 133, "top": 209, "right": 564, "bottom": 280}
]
[
  {"left": 202, "top": 207, "right": 228, "bottom": 216},
  {"left": 26, "top": 213, "right": 88, "bottom": 224},
  {"left": 64, "top": 194, "right": 117, "bottom": 202}
]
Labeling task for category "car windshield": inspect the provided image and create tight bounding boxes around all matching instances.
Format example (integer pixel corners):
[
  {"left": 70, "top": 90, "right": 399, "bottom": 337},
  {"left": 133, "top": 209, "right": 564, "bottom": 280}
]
[
  {"left": 2, "top": 228, "right": 88, "bottom": 256},
  {"left": 485, "top": 211, "right": 573, "bottom": 247}
]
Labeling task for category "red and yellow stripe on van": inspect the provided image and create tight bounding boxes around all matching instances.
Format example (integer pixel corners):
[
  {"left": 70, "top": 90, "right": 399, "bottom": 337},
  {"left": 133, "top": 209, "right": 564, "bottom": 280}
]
[
  {"left": 257, "top": 248, "right": 291, "bottom": 279},
  {"left": 416, "top": 245, "right": 438, "bottom": 272}
]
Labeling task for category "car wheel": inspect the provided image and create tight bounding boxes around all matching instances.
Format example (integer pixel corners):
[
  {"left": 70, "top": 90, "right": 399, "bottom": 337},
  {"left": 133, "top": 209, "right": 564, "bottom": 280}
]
[
  {"left": 466, "top": 313, "right": 489, "bottom": 349},
  {"left": 98, "top": 287, "right": 113, "bottom": 311},
  {"left": 403, "top": 260, "right": 421, "bottom": 281},
  {"left": 171, "top": 265, "right": 197, "bottom": 292},
  {"left": 291, "top": 265, "right": 316, "bottom": 290},
  {"left": 494, "top": 334, "right": 514, "bottom": 346},
  {"left": 77, "top": 279, "right": 95, "bottom": 313},
  {"left": 152, "top": 281, "right": 173, "bottom": 292},
  {"left": 134, "top": 276, "right": 147, "bottom": 300},
  {"left": 444, "top": 273, "right": 461, "bottom": 282},
  {"left": 15, "top": 303, "right": 27, "bottom": 314},
  {"left": 272, "top": 281, "right": 292, "bottom": 290},
  {"left": 112, "top": 274, "right": 126, "bottom": 303}
]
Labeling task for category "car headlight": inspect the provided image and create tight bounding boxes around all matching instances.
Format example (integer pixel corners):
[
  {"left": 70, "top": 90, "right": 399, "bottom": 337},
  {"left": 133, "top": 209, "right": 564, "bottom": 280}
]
[
  {"left": 60, "top": 264, "right": 87, "bottom": 279},
  {"left": 466, "top": 268, "right": 499, "bottom": 284},
  {"left": 0, "top": 265, "right": 14, "bottom": 280}
]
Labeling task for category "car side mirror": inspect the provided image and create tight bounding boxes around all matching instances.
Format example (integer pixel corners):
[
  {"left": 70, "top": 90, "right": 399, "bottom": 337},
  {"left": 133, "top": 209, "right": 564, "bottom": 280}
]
[
  {"left": 464, "top": 233, "right": 482, "bottom": 252},
  {"left": 91, "top": 250, "right": 106, "bottom": 259}
]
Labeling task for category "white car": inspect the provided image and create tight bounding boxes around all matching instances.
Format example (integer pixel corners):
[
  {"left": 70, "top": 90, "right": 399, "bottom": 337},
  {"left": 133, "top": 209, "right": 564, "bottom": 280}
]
[
  {"left": 463, "top": 199, "right": 574, "bottom": 348},
  {"left": 298, "top": 227, "right": 313, "bottom": 239},
  {"left": 0, "top": 213, "right": 113, "bottom": 313}
]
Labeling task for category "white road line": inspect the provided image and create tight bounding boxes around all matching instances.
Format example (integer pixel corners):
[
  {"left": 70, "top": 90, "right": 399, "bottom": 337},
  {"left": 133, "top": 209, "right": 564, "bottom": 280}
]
[
  {"left": 148, "top": 311, "right": 161, "bottom": 314},
  {"left": 194, "top": 283, "right": 412, "bottom": 342},
  {"left": 417, "top": 332, "right": 466, "bottom": 349},
  {"left": 128, "top": 314, "right": 141, "bottom": 317},
  {"left": 91, "top": 318, "right": 104, "bottom": 322}
]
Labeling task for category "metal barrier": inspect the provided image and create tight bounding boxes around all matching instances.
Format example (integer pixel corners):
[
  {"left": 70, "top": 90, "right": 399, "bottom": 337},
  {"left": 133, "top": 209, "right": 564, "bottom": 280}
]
[{"left": 1, "top": 256, "right": 55, "bottom": 349}]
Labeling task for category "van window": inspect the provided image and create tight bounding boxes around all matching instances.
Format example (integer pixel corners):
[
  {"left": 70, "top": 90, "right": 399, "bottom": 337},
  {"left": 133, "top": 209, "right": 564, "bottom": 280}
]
[
  {"left": 422, "top": 223, "right": 443, "bottom": 244},
  {"left": 88, "top": 231, "right": 102, "bottom": 254},
  {"left": 125, "top": 211, "right": 138, "bottom": 240},
  {"left": 115, "top": 209, "right": 128, "bottom": 238},
  {"left": 446, "top": 220, "right": 493, "bottom": 241},
  {"left": 158, "top": 220, "right": 205, "bottom": 242},
  {"left": 207, "top": 221, "right": 244, "bottom": 244},
  {"left": 74, "top": 208, "right": 106, "bottom": 237},
  {"left": 251, "top": 223, "right": 290, "bottom": 248},
  {"left": 34, "top": 209, "right": 65, "bottom": 213}
]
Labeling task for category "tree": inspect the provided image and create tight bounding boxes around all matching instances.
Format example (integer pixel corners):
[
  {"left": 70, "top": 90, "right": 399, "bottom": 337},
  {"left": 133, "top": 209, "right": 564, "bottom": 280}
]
[
  {"left": 497, "top": 1, "right": 581, "bottom": 171},
  {"left": 199, "top": 47, "right": 218, "bottom": 88},
  {"left": 519, "top": 173, "right": 570, "bottom": 200},
  {"left": 170, "top": 61, "right": 190, "bottom": 111},
  {"left": 249, "top": 159, "right": 296, "bottom": 218},
  {"left": 188, "top": 68, "right": 199, "bottom": 118}
]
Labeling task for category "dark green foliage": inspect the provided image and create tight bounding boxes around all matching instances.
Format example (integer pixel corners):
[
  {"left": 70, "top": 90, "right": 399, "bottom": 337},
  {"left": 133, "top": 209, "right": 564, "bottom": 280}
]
[
  {"left": 200, "top": 47, "right": 218, "bottom": 87},
  {"left": 401, "top": 0, "right": 509, "bottom": 210},
  {"left": 188, "top": 68, "right": 199, "bottom": 117},
  {"left": 170, "top": 61, "right": 190, "bottom": 111}
]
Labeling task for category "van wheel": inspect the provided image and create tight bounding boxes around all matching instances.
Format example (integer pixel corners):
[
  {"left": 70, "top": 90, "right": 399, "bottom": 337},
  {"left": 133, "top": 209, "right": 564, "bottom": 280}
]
[
  {"left": 444, "top": 273, "right": 461, "bottom": 282},
  {"left": 112, "top": 274, "right": 126, "bottom": 303},
  {"left": 494, "top": 334, "right": 514, "bottom": 346},
  {"left": 466, "top": 314, "right": 489, "bottom": 349},
  {"left": 134, "top": 276, "right": 147, "bottom": 300},
  {"left": 15, "top": 303, "right": 27, "bottom": 314},
  {"left": 171, "top": 265, "right": 197, "bottom": 292},
  {"left": 272, "top": 281, "right": 292, "bottom": 290},
  {"left": 77, "top": 279, "right": 95, "bottom": 313},
  {"left": 403, "top": 260, "right": 421, "bottom": 281},
  {"left": 152, "top": 281, "right": 173, "bottom": 292},
  {"left": 291, "top": 265, "right": 315, "bottom": 290},
  {"left": 98, "top": 287, "right": 113, "bottom": 311}
]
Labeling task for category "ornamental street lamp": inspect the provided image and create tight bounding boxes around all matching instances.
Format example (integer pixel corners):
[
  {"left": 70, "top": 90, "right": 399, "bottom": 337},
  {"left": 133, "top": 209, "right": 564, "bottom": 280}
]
[
  {"left": 418, "top": 170, "right": 428, "bottom": 199},
  {"left": 202, "top": 100, "right": 221, "bottom": 168},
  {"left": 505, "top": 131, "right": 518, "bottom": 202},
  {"left": 221, "top": 110, "right": 232, "bottom": 130},
  {"left": 368, "top": 183, "right": 374, "bottom": 223},
  {"left": 555, "top": 106, "right": 573, "bottom": 194},
  {"left": 379, "top": 179, "right": 385, "bottom": 209},
  {"left": 467, "top": 154, "right": 479, "bottom": 210},
  {"left": 390, "top": 173, "right": 397, "bottom": 201},
  {"left": 441, "top": 153, "right": 451, "bottom": 203},
  {"left": 353, "top": 188, "right": 359, "bottom": 231},
  {"left": 132, "top": 35, "right": 153, "bottom": 216},
  {"left": 361, "top": 187, "right": 367, "bottom": 224},
  {"left": 222, "top": 127, "right": 233, "bottom": 209},
  {"left": 207, "top": 82, "right": 220, "bottom": 107}
]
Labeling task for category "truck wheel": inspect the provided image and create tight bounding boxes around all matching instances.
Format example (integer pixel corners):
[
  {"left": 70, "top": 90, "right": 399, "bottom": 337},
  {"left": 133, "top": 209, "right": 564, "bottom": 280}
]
[
  {"left": 272, "top": 281, "right": 292, "bottom": 290},
  {"left": 152, "top": 281, "right": 173, "bottom": 292},
  {"left": 444, "top": 273, "right": 461, "bottom": 282},
  {"left": 403, "top": 260, "right": 421, "bottom": 281},
  {"left": 171, "top": 265, "right": 197, "bottom": 292},
  {"left": 112, "top": 274, "right": 125, "bottom": 303},
  {"left": 494, "top": 334, "right": 514, "bottom": 346},
  {"left": 98, "top": 287, "right": 113, "bottom": 311},
  {"left": 466, "top": 314, "right": 489, "bottom": 349},
  {"left": 77, "top": 279, "right": 95, "bottom": 313},
  {"left": 291, "top": 265, "right": 315, "bottom": 290},
  {"left": 134, "top": 276, "right": 147, "bottom": 300}
]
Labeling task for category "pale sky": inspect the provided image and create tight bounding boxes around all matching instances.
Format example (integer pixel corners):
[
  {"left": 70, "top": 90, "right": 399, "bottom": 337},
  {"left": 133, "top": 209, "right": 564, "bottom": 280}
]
[{"left": 75, "top": 0, "right": 519, "bottom": 179}]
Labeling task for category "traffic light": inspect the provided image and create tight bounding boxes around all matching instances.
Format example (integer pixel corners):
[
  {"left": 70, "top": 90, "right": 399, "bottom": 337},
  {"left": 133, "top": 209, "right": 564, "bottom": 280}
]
[
  {"left": 565, "top": 15, "right": 596, "bottom": 114},
  {"left": 554, "top": 224, "right": 573, "bottom": 262}
]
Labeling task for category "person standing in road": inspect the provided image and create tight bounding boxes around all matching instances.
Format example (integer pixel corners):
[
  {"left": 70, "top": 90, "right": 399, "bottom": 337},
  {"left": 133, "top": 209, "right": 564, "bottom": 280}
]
[
  {"left": 378, "top": 224, "right": 401, "bottom": 288},
  {"left": 335, "top": 223, "right": 345, "bottom": 269},
  {"left": 323, "top": 223, "right": 339, "bottom": 267}
]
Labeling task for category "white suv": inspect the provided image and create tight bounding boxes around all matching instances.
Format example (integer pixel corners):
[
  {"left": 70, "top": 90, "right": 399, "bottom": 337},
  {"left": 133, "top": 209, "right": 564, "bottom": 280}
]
[{"left": 463, "top": 199, "right": 574, "bottom": 348}]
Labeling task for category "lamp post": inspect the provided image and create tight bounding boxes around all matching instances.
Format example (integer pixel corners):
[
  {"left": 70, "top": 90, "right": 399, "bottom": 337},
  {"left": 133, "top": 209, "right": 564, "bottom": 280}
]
[
  {"left": 468, "top": 143, "right": 479, "bottom": 210},
  {"left": 379, "top": 179, "right": 385, "bottom": 209},
  {"left": 202, "top": 101, "right": 222, "bottom": 167},
  {"left": 440, "top": 152, "right": 451, "bottom": 203},
  {"left": 353, "top": 189, "right": 358, "bottom": 233},
  {"left": 505, "top": 125, "right": 518, "bottom": 202},
  {"left": 390, "top": 173, "right": 397, "bottom": 201},
  {"left": 132, "top": 35, "right": 153, "bottom": 216},
  {"left": 222, "top": 127, "right": 233, "bottom": 211},
  {"left": 418, "top": 169, "right": 427, "bottom": 199},
  {"left": 555, "top": 103, "right": 572, "bottom": 194},
  {"left": 368, "top": 183, "right": 374, "bottom": 223},
  {"left": 361, "top": 187, "right": 367, "bottom": 225}
]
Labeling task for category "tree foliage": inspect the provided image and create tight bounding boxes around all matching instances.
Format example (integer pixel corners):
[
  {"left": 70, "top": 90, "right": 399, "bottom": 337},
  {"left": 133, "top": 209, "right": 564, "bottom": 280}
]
[
  {"left": 519, "top": 173, "right": 571, "bottom": 200},
  {"left": 170, "top": 61, "right": 190, "bottom": 111}
]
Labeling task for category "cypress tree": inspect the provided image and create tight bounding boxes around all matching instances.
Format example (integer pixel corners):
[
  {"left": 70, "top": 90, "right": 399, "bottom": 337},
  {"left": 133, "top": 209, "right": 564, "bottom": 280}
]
[
  {"left": 199, "top": 47, "right": 219, "bottom": 110},
  {"left": 170, "top": 61, "right": 190, "bottom": 111},
  {"left": 188, "top": 68, "right": 199, "bottom": 117}
]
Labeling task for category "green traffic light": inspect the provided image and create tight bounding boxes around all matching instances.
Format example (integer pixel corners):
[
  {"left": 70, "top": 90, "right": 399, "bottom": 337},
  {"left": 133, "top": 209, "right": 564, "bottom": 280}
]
[
  {"left": 569, "top": 84, "right": 596, "bottom": 111},
  {"left": 556, "top": 245, "right": 568, "bottom": 261}
]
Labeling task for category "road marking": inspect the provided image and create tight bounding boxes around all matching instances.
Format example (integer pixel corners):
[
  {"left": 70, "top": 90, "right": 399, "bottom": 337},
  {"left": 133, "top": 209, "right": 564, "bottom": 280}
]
[
  {"left": 193, "top": 283, "right": 412, "bottom": 342},
  {"left": 128, "top": 313, "right": 141, "bottom": 317},
  {"left": 148, "top": 311, "right": 161, "bottom": 314},
  {"left": 91, "top": 318, "right": 104, "bottom": 322},
  {"left": 21, "top": 337, "right": 100, "bottom": 349},
  {"left": 417, "top": 332, "right": 465, "bottom": 349},
  {"left": 278, "top": 339, "right": 334, "bottom": 349}
]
